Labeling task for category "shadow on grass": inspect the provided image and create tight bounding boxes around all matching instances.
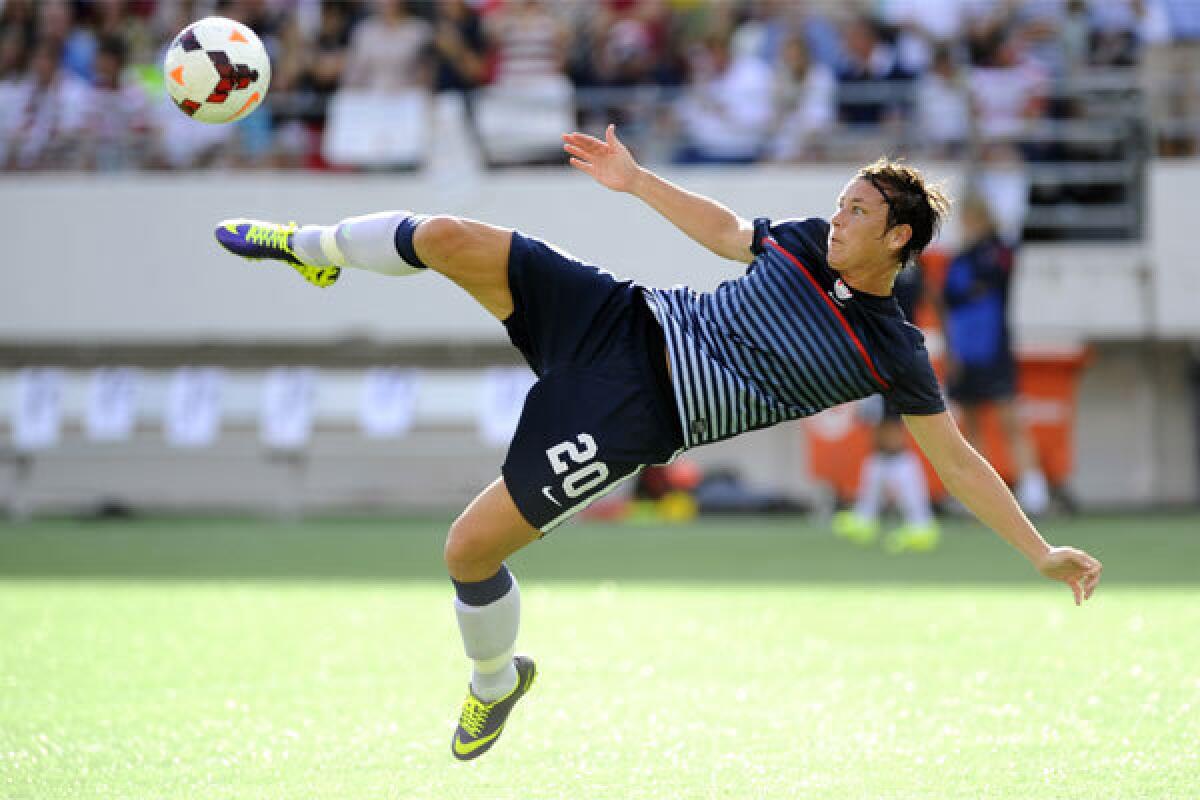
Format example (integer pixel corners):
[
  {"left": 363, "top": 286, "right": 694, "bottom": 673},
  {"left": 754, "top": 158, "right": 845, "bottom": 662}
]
[{"left": 0, "top": 513, "right": 1196, "bottom": 586}]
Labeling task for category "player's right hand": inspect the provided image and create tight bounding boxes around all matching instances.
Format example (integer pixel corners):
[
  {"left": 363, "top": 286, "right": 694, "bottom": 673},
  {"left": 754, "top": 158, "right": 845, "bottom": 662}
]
[
  {"left": 1035, "top": 546, "right": 1103, "bottom": 606},
  {"left": 562, "top": 124, "right": 641, "bottom": 193}
]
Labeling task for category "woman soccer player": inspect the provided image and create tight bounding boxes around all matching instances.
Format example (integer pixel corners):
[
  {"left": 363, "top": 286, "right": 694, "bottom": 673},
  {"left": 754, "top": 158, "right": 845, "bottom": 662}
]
[{"left": 215, "top": 125, "right": 1103, "bottom": 761}]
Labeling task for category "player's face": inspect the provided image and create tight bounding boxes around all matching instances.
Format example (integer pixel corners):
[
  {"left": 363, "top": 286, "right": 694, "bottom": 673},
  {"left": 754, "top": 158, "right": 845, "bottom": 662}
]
[{"left": 828, "top": 178, "right": 893, "bottom": 271}]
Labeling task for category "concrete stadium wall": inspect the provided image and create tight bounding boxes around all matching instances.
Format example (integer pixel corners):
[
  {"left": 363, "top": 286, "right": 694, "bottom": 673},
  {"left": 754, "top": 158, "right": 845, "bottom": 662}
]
[{"left": 6, "top": 164, "right": 1195, "bottom": 342}]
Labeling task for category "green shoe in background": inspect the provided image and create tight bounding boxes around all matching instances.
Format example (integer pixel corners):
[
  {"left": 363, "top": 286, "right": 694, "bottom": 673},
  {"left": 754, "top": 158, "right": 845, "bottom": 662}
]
[
  {"left": 832, "top": 511, "right": 880, "bottom": 546},
  {"left": 884, "top": 522, "right": 941, "bottom": 554}
]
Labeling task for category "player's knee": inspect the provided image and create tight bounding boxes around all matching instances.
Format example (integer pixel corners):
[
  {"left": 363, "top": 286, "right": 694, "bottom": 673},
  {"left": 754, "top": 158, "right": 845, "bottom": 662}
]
[
  {"left": 413, "top": 215, "right": 466, "bottom": 265},
  {"left": 443, "top": 519, "right": 499, "bottom": 580}
]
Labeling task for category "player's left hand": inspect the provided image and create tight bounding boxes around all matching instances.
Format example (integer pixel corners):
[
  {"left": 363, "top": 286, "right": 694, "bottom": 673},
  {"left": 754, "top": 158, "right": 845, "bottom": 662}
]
[
  {"left": 1035, "top": 546, "right": 1103, "bottom": 606},
  {"left": 562, "top": 124, "right": 640, "bottom": 193}
]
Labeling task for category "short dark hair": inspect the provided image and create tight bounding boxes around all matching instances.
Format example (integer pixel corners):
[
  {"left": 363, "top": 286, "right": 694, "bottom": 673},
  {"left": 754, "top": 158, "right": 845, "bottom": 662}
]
[{"left": 857, "top": 158, "right": 951, "bottom": 267}]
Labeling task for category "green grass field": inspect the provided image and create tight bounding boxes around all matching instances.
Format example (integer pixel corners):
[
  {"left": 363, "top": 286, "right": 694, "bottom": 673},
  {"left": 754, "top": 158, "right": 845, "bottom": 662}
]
[{"left": 2, "top": 514, "right": 1198, "bottom": 799}]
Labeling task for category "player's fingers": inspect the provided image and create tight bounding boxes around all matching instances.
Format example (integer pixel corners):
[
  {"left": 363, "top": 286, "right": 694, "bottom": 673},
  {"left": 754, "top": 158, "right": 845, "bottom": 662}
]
[
  {"left": 1084, "top": 569, "right": 1101, "bottom": 599},
  {"left": 563, "top": 132, "right": 607, "bottom": 155},
  {"left": 563, "top": 143, "right": 590, "bottom": 160},
  {"left": 606, "top": 123, "right": 619, "bottom": 147},
  {"left": 568, "top": 157, "right": 596, "bottom": 176},
  {"left": 1068, "top": 578, "right": 1082, "bottom": 606}
]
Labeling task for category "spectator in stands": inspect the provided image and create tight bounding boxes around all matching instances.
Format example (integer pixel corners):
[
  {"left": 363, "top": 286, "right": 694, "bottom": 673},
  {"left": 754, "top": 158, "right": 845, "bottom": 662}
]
[
  {"left": 0, "top": 27, "right": 28, "bottom": 87},
  {"left": 82, "top": 34, "right": 150, "bottom": 171},
  {"left": 433, "top": 0, "right": 488, "bottom": 95},
  {"left": 940, "top": 193, "right": 1049, "bottom": 515},
  {"left": 0, "top": 29, "right": 28, "bottom": 158},
  {"left": 486, "top": 0, "right": 571, "bottom": 86},
  {"left": 0, "top": 37, "right": 91, "bottom": 170},
  {"left": 915, "top": 43, "right": 970, "bottom": 158},
  {"left": 1059, "top": 0, "right": 1095, "bottom": 75},
  {"left": 567, "top": 0, "right": 665, "bottom": 132},
  {"left": 729, "top": 0, "right": 793, "bottom": 67},
  {"left": 878, "top": 0, "right": 970, "bottom": 49},
  {"left": 834, "top": 14, "right": 915, "bottom": 157},
  {"left": 767, "top": 33, "right": 835, "bottom": 161},
  {"left": 287, "top": 0, "right": 354, "bottom": 136},
  {"left": 1138, "top": 0, "right": 1200, "bottom": 156},
  {"left": 588, "top": 0, "right": 662, "bottom": 89},
  {"left": 429, "top": 0, "right": 489, "bottom": 165},
  {"left": 967, "top": 26, "right": 1049, "bottom": 166},
  {"left": 0, "top": 0, "right": 36, "bottom": 50},
  {"left": 473, "top": 0, "right": 574, "bottom": 167},
  {"left": 1087, "top": 1, "right": 1140, "bottom": 69},
  {"left": 674, "top": 29, "right": 773, "bottom": 164},
  {"left": 836, "top": 14, "right": 915, "bottom": 121},
  {"left": 35, "top": 0, "right": 93, "bottom": 81},
  {"left": 91, "top": 0, "right": 156, "bottom": 69},
  {"left": 263, "top": 14, "right": 314, "bottom": 168},
  {"left": 342, "top": 0, "right": 432, "bottom": 91}
]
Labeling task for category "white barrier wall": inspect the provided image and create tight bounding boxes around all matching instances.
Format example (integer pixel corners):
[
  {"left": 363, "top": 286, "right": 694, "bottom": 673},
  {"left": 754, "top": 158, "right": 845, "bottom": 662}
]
[
  {"left": 7, "top": 164, "right": 1194, "bottom": 342},
  {"left": 1148, "top": 162, "right": 1200, "bottom": 337}
]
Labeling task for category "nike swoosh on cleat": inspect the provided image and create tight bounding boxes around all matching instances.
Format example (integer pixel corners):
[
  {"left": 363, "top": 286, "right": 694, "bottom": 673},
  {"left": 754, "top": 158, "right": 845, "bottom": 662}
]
[
  {"left": 224, "top": 223, "right": 240, "bottom": 234},
  {"left": 541, "top": 486, "right": 560, "bottom": 507},
  {"left": 453, "top": 728, "right": 503, "bottom": 757}
]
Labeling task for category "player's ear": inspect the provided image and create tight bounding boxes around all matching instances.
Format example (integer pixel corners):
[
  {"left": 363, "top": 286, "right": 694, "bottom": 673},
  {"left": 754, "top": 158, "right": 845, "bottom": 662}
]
[{"left": 888, "top": 223, "right": 912, "bottom": 253}]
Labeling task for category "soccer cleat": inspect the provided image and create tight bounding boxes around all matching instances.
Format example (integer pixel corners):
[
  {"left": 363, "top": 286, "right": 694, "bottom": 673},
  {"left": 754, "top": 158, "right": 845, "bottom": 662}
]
[
  {"left": 884, "top": 522, "right": 941, "bottom": 554},
  {"left": 832, "top": 510, "right": 880, "bottom": 546},
  {"left": 451, "top": 655, "right": 536, "bottom": 761},
  {"left": 214, "top": 219, "right": 341, "bottom": 288}
]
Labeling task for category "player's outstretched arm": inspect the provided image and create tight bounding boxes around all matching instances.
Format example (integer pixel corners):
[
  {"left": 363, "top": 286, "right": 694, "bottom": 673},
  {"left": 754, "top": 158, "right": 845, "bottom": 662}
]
[
  {"left": 562, "top": 124, "right": 755, "bottom": 263},
  {"left": 903, "top": 411, "right": 1103, "bottom": 605}
]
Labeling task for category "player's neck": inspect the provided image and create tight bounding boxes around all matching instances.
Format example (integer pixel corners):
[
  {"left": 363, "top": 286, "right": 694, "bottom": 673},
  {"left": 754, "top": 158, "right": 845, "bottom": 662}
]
[{"left": 836, "top": 263, "right": 896, "bottom": 298}]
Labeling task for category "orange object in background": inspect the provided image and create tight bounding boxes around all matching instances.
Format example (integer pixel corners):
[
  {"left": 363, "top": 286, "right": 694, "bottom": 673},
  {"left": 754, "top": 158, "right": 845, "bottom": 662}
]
[
  {"left": 802, "top": 346, "right": 1092, "bottom": 502},
  {"left": 965, "top": 346, "right": 1092, "bottom": 487},
  {"left": 802, "top": 404, "right": 877, "bottom": 503},
  {"left": 804, "top": 246, "right": 1092, "bottom": 504}
]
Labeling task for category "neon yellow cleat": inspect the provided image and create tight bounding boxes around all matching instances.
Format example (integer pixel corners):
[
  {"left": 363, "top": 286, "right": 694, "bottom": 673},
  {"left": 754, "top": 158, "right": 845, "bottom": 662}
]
[
  {"left": 832, "top": 511, "right": 880, "bottom": 546},
  {"left": 451, "top": 655, "right": 536, "bottom": 761},
  {"left": 884, "top": 522, "right": 941, "bottom": 554},
  {"left": 214, "top": 219, "right": 341, "bottom": 288}
]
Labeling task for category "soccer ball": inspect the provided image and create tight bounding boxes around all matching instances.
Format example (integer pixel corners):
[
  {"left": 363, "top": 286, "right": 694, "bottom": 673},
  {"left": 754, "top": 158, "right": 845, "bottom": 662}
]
[{"left": 163, "top": 17, "right": 270, "bottom": 124}]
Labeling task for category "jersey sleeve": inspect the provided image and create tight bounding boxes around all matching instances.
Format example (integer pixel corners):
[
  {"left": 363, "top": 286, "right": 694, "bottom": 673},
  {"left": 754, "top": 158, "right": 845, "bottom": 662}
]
[
  {"left": 751, "top": 217, "right": 830, "bottom": 260},
  {"left": 884, "top": 337, "right": 946, "bottom": 415}
]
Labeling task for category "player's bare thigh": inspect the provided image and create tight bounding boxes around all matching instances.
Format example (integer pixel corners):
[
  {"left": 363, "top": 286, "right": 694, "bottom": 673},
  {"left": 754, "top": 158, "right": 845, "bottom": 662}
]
[
  {"left": 413, "top": 216, "right": 515, "bottom": 321},
  {"left": 444, "top": 477, "right": 541, "bottom": 583}
]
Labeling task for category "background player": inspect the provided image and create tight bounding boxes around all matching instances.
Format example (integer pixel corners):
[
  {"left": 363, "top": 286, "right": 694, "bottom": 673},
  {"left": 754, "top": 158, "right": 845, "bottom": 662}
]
[
  {"left": 214, "top": 125, "right": 1103, "bottom": 761},
  {"left": 941, "top": 193, "right": 1050, "bottom": 514}
]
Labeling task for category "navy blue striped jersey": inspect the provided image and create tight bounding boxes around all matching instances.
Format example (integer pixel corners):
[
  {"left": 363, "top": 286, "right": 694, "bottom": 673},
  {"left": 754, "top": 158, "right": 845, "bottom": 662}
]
[{"left": 645, "top": 216, "right": 945, "bottom": 449}]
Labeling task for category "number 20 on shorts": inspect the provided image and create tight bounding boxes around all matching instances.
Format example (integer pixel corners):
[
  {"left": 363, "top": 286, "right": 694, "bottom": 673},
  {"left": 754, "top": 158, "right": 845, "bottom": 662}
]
[{"left": 546, "top": 434, "right": 610, "bottom": 498}]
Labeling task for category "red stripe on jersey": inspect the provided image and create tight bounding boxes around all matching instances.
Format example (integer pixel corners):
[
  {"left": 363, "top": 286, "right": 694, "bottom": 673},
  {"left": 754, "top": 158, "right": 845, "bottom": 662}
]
[{"left": 766, "top": 238, "right": 891, "bottom": 390}]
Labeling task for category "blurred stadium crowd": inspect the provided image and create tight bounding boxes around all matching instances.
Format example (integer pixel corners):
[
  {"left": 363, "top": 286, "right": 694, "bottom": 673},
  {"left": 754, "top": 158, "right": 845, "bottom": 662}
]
[{"left": 2, "top": 0, "right": 1198, "bottom": 172}]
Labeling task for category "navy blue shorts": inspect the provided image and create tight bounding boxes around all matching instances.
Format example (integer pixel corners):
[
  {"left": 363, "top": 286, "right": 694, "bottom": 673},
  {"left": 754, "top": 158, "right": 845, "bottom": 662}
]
[
  {"left": 501, "top": 232, "right": 684, "bottom": 532},
  {"left": 949, "top": 358, "right": 1017, "bottom": 405}
]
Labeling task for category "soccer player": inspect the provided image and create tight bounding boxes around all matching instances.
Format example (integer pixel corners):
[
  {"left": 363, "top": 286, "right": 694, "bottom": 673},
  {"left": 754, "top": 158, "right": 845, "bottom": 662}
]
[
  {"left": 214, "top": 125, "right": 1103, "bottom": 761},
  {"left": 941, "top": 193, "right": 1051, "bottom": 514}
]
